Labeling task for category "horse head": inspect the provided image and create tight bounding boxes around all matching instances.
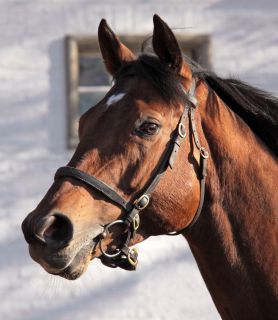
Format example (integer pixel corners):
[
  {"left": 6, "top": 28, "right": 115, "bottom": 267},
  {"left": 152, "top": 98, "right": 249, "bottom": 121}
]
[{"left": 22, "top": 15, "right": 206, "bottom": 279}]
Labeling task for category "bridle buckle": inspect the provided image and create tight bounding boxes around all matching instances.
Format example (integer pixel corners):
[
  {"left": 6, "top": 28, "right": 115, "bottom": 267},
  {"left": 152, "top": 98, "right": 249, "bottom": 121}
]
[
  {"left": 127, "top": 248, "right": 138, "bottom": 267},
  {"left": 133, "top": 213, "right": 140, "bottom": 231},
  {"left": 134, "top": 194, "right": 150, "bottom": 210},
  {"left": 178, "top": 123, "right": 186, "bottom": 138},
  {"left": 200, "top": 147, "right": 209, "bottom": 159}
]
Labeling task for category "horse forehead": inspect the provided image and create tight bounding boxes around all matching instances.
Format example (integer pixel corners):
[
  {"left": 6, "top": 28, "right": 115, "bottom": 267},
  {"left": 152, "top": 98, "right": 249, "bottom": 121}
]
[
  {"left": 135, "top": 98, "right": 170, "bottom": 117},
  {"left": 106, "top": 93, "right": 126, "bottom": 107}
]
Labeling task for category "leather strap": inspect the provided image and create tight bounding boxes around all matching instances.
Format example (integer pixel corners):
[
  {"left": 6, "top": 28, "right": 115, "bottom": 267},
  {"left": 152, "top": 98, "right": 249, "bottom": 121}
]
[
  {"left": 55, "top": 167, "right": 132, "bottom": 211},
  {"left": 167, "top": 84, "right": 209, "bottom": 236},
  {"left": 182, "top": 151, "right": 208, "bottom": 234}
]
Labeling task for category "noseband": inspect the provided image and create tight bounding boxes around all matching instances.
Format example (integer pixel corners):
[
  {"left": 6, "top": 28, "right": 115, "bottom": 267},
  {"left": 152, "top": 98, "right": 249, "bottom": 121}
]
[{"left": 54, "top": 79, "right": 209, "bottom": 270}]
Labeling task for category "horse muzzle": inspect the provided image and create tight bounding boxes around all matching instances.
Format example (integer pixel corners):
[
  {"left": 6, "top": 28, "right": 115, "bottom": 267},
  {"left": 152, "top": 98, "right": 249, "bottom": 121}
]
[{"left": 22, "top": 211, "right": 101, "bottom": 279}]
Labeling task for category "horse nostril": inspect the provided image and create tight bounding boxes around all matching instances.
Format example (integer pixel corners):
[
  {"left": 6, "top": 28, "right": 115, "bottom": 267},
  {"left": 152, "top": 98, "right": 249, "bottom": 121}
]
[
  {"left": 22, "top": 216, "right": 33, "bottom": 244},
  {"left": 38, "top": 214, "right": 74, "bottom": 249}
]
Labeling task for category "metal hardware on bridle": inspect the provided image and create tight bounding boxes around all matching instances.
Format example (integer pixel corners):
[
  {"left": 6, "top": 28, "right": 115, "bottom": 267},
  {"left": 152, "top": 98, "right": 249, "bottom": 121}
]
[{"left": 54, "top": 78, "right": 209, "bottom": 271}]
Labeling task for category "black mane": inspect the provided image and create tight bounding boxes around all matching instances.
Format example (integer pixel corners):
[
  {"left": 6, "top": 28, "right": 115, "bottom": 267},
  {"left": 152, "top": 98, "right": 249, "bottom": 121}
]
[
  {"left": 116, "top": 54, "right": 278, "bottom": 156},
  {"left": 197, "top": 72, "right": 278, "bottom": 156}
]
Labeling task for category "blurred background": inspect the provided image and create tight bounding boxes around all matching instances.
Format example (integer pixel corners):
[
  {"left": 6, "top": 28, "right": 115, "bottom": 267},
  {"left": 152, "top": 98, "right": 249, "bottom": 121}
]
[{"left": 0, "top": 1, "right": 277, "bottom": 319}]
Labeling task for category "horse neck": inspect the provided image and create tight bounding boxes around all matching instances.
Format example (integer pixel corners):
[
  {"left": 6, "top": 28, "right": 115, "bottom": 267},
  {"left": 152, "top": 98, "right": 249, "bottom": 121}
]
[{"left": 186, "top": 83, "right": 278, "bottom": 319}]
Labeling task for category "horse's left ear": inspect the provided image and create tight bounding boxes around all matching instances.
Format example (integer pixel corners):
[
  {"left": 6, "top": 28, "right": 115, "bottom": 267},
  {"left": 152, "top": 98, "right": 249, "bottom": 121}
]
[
  {"left": 152, "top": 14, "right": 192, "bottom": 85},
  {"left": 98, "top": 19, "right": 135, "bottom": 76}
]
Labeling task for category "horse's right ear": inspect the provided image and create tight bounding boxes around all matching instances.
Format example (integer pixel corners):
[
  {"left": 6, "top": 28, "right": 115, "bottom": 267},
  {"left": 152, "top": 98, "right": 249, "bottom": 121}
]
[{"left": 98, "top": 19, "right": 135, "bottom": 76}]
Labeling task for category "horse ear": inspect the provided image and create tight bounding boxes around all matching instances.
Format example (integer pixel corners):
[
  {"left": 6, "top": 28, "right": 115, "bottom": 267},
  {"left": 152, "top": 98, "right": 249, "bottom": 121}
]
[
  {"left": 98, "top": 19, "right": 135, "bottom": 76},
  {"left": 152, "top": 14, "right": 192, "bottom": 83}
]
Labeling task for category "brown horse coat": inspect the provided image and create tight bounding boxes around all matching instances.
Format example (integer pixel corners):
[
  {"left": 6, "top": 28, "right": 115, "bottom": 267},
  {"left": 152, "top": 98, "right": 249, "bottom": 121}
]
[{"left": 22, "top": 15, "right": 278, "bottom": 319}]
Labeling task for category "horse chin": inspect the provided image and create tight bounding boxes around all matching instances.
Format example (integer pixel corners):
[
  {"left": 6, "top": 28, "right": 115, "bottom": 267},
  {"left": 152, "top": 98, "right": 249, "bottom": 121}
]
[{"left": 50, "top": 257, "right": 90, "bottom": 280}]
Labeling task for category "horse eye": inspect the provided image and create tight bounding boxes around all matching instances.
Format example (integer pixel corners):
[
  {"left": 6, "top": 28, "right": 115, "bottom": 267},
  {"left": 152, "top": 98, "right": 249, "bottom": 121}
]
[{"left": 138, "top": 122, "right": 160, "bottom": 136}]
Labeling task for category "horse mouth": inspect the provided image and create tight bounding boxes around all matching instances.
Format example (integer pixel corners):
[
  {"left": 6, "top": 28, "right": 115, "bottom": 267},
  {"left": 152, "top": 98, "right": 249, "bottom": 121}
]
[
  {"left": 29, "top": 238, "right": 99, "bottom": 280},
  {"left": 45, "top": 250, "right": 90, "bottom": 280}
]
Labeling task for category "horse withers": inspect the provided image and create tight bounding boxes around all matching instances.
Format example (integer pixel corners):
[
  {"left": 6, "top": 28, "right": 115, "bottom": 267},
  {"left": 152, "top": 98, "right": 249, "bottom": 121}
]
[{"left": 22, "top": 15, "right": 278, "bottom": 319}]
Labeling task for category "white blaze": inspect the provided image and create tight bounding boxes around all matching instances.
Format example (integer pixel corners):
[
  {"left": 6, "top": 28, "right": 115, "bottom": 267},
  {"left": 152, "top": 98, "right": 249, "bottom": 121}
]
[{"left": 106, "top": 93, "right": 126, "bottom": 107}]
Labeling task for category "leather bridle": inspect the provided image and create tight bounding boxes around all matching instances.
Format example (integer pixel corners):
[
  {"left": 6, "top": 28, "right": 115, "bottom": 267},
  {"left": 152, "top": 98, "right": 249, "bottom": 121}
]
[{"left": 54, "top": 79, "right": 209, "bottom": 270}]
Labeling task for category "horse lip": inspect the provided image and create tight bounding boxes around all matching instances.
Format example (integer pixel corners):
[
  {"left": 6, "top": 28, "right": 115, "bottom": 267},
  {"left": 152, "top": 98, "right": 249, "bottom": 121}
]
[
  {"left": 29, "top": 226, "right": 104, "bottom": 278},
  {"left": 32, "top": 249, "right": 75, "bottom": 274},
  {"left": 47, "top": 236, "right": 100, "bottom": 278},
  {"left": 49, "top": 243, "right": 96, "bottom": 280}
]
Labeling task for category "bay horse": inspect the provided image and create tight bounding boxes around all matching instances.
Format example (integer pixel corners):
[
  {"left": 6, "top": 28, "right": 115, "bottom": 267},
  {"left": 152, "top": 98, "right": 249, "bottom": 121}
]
[{"left": 22, "top": 15, "right": 278, "bottom": 319}]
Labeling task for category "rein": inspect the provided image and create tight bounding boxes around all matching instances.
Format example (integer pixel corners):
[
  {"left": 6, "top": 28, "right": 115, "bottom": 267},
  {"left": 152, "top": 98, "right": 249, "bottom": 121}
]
[{"left": 54, "top": 79, "right": 209, "bottom": 270}]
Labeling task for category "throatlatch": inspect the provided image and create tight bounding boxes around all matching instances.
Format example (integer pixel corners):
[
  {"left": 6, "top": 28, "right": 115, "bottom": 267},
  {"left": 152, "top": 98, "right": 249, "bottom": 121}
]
[{"left": 54, "top": 78, "right": 209, "bottom": 271}]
